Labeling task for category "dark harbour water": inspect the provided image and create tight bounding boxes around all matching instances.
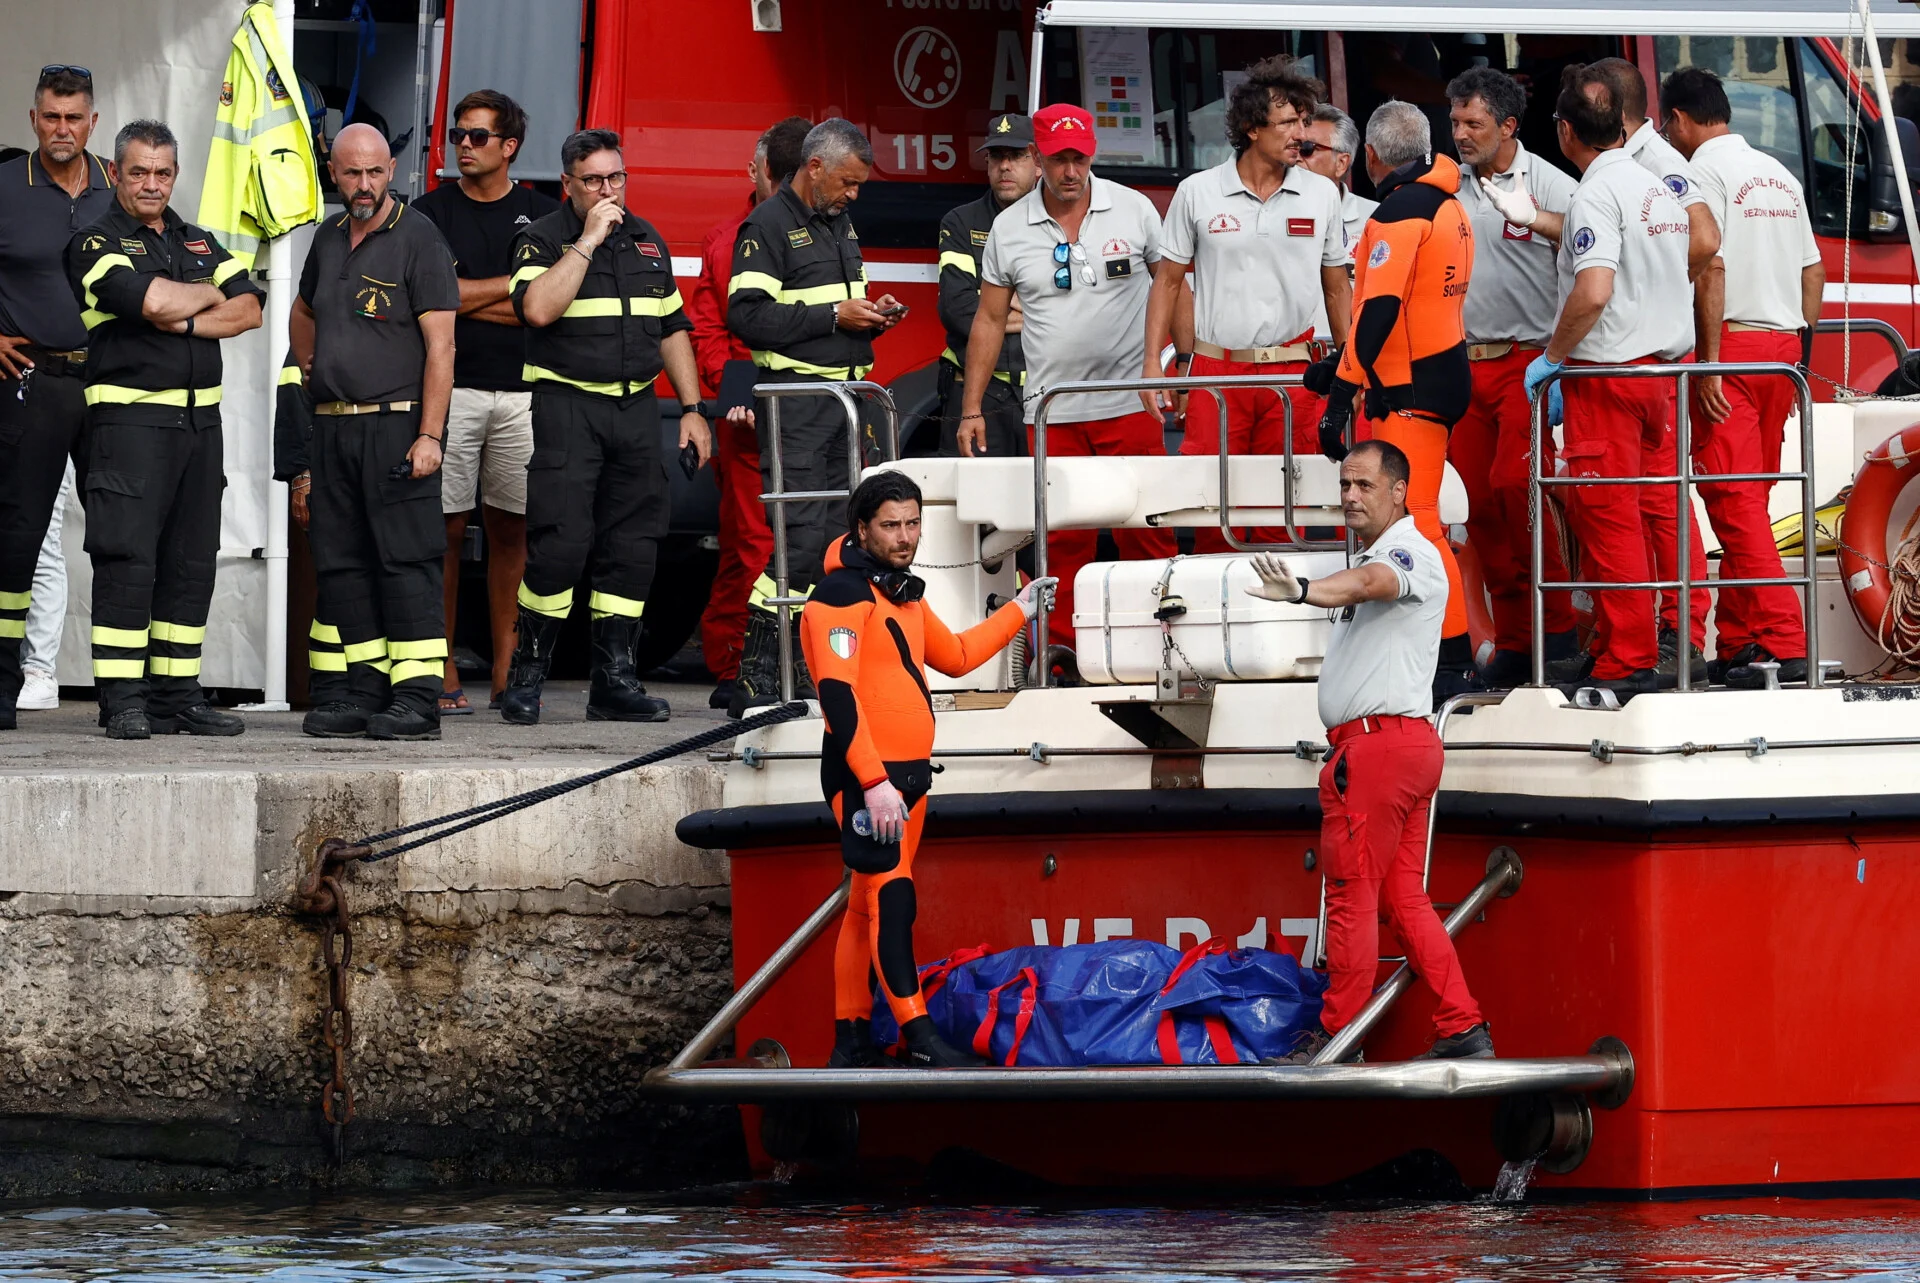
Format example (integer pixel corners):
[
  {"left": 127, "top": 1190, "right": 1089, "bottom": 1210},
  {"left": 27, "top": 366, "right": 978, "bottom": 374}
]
[{"left": 6, "top": 1190, "right": 1920, "bottom": 1283}]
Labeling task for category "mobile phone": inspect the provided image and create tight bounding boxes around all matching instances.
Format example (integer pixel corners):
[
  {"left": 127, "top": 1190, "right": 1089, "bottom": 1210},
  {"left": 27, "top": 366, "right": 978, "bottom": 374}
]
[
  {"left": 878, "top": 303, "right": 908, "bottom": 319},
  {"left": 388, "top": 459, "right": 414, "bottom": 481},
  {"left": 679, "top": 442, "right": 701, "bottom": 479}
]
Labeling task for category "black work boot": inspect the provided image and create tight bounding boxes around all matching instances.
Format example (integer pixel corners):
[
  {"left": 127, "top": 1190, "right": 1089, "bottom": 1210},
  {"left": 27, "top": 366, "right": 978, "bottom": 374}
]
[
  {"left": 368, "top": 699, "right": 441, "bottom": 741},
  {"left": 586, "top": 615, "right": 670, "bottom": 722},
  {"left": 1480, "top": 649, "right": 1533, "bottom": 689},
  {"left": 1417, "top": 1022, "right": 1497, "bottom": 1060},
  {"left": 899, "top": 1015, "right": 985, "bottom": 1068},
  {"left": 303, "top": 700, "right": 373, "bottom": 738},
  {"left": 728, "top": 607, "right": 784, "bottom": 719},
  {"left": 1708, "top": 642, "right": 1763, "bottom": 686},
  {"left": 104, "top": 708, "right": 151, "bottom": 740},
  {"left": 828, "top": 1017, "right": 894, "bottom": 1069},
  {"left": 1558, "top": 667, "right": 1658, "bottom": 703},
  {"left": 1725, "top": 650, "right": 1808, "bottom": 690},
  {"left": 1656, "top": 626, "right": 1708, "bottom": 689},
  {"left": 1544, "top": 651, "right": 1595, "bottom": 685},
  {"left": 151, "top": 703, "right": 246, "bottom": 736},
  {"left": 499, "top": 607, "right": 564, "bottom": 726}
]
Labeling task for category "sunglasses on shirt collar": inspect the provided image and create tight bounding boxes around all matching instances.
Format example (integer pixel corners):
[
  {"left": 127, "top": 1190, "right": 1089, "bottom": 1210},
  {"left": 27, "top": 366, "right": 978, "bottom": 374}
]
[{"left": 1052, "top": 240, "right": 1096, "bottom": 290}]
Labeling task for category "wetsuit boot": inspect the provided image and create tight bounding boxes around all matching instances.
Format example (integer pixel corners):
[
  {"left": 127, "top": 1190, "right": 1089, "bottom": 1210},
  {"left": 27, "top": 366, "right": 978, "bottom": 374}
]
[
  {"left": 828, "top": 1017, "right": 893, "bottom": 1069},
  {"left": 499, "top": 607, "right": 564, "bottom": 726},
  {"left": 586, "top": 615, "right": 670, "bottom": 722},
  {"left": 900, "top": 1015, "right": 986, "bottom": 1068}
]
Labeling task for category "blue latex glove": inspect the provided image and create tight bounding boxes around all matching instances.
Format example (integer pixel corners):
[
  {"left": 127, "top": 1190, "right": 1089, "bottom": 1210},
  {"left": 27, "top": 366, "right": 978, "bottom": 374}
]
[{"left": 1525, "top": 353, "right": 1566, "bottom": 426}]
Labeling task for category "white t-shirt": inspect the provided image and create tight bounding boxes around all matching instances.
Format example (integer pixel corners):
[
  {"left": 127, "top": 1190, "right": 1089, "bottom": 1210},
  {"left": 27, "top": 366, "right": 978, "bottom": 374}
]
[
  {"left": 1689, "top": 132, "right": 1821, "bottom": 331},
  {"left": 1312, "top": 189, "right": 1379, "bottom": 339},
  {"left": 1161, "top": 159, "right": 1347, "bottom": 349},
  {"left": 1459, "top": 141, "right": 1580, "bottom": 345},
  {"left": 1557, "top": 149, "right": 1695, "bottom": 364},
  {"left": 1317, "top": 514, "right": 1447, "bottom": 727},
  {"left": 981, "top": 176, "right": 1163, "bottom": 424},
  {"left": 1625, "top": 119, "right": 1709, "bottom": 210}
]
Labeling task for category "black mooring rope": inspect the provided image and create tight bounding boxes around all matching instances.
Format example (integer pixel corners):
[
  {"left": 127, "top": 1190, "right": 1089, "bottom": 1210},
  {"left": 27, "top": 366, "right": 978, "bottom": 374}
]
[{"left": 343, "top": 701, "right": 811, "bottom": 862}]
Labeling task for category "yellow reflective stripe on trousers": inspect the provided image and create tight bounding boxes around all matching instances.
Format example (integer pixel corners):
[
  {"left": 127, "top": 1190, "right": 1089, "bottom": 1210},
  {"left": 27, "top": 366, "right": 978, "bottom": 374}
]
[
  {"left": 150, "top": 621, "right": 207, "bottom": 645},
  {"left": 509, "top": 264, "right": 549, "bottom": 289},
  {"left": 0, "top": 589, "right": 30, "bottom": 610},
  {"left": 308, "top": 651, "right": 348, "bottom": 671},
  {"left": 0, "top": 619, "right": 24, "bottom": 638},
  {"left": 148, "top": 655, "right": 202, "bottom": 677},
  {"left": 309, "top": 620, "right": 341, "bottom": 643},
  {"left": 522, "top": 365, "right": 657, "bottom": 398},
  {"left": 750, "top": 351, "right": 874, "bottom": 380},
  {"left": 390, "top": 660, "right": 439, "bottom": 684},
  {"left": 343, "top": 638, "right": 388, "bottom": 663},
  {"left": 388, "top": 638, "right": 448, "bottom": 661},
  {"left": 85, "top": 385, "right": 224, "bottom": 408},
  {"left": 588, "top": 590, "right": 645, "bottom": 619},
  {"left": 518, "top": 582, "right": 573, "bottom": 618},
  {"left": 560, "top": 292, "right": 686, "bottom": 319},
  {"left": 94, "top": 659, "right": 145, "bottom": 678},
  {"left": 938, "top": 250, "right": 977, "bottom": 276},
  {"left": 93, "top": 624, "right": 150, "bottom": 648}
]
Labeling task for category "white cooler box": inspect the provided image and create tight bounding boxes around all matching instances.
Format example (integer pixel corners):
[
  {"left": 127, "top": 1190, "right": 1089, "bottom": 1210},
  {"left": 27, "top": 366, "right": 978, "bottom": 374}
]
[{"left": 1072, "top": 551, "right": 1351, "bottom": 684}]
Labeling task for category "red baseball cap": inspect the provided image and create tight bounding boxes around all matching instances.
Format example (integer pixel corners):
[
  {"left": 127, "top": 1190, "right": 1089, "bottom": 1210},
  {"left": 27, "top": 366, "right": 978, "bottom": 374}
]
[{"left": 1033, "top": 103, "right": 1096, "bottom": 156}]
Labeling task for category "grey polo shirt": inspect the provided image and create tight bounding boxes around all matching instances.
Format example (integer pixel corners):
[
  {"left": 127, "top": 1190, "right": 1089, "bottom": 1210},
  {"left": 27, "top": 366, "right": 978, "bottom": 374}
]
[
  {"left": 1317, "top": 514, "right": 1447, "bottom": 728},
  {"left": 0, "top": 151, "right": 114, "bottom": 350},
  {"left": 1314, "top": 189, "right": 1379, "bottom": 338},
  {"left": 980, "top": 175, "right": 1162, "bottom": 424},
  {"left": 298, "top": 197, "right": 460, "bottom": 405},
  {"left": 1162, "top": 160, "right": 1347, "bottom": 350},
  {"left": 1557, "top": 149, "right": 1694, "bottom": 364},
  {"left": 1459, "top": 141, "right": 1579, "bottom": 345},
  {"left": 1625, "top": 120, "right": 1709, "bottom": 210}
]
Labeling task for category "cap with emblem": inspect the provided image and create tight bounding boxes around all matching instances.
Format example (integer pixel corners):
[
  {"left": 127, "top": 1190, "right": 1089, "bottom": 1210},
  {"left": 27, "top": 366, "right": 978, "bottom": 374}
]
[
  {"left": 976, "top": 113, "right": 1035, "bottom": 153},
  {"left": 1032, "top": 104, "right": 1097, "bottom": 157}
]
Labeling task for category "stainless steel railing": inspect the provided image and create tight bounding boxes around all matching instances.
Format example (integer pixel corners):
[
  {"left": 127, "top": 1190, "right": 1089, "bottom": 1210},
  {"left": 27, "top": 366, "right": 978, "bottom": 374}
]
[
  {"left": 1026, "top": 374, "right": 1346, "bottom": 682},
  {"left": 1813, "top": 315, "right": 1909, "bottom": 367},
  {"left": 756, "top": 380, "right": 900, "bottom": 702},
  {"left": 1529, "top": 362, "right": 1821, "bottom": 691}
]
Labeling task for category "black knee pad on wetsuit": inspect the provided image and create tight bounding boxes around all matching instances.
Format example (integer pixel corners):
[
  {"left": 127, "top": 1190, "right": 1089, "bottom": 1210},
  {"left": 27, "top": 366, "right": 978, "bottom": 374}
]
[{"left": 876, "top": 877, "right": 920, "bottom": 1000}]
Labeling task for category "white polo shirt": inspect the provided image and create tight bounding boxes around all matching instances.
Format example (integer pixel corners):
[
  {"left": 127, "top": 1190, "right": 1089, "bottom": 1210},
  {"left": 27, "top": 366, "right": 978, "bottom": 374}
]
[
  {"left": 1625, "top": 119, "right": 1709, "bottom": 210},
  {"left": 1312, "top": 189, "right": 1379, "bottom": 338},
  {"left": 1459, "top": 141, "right": 1580, "bottom": 345},
  {"left": 1160, "top": 159, "right": 1346, "bottom": 350},
  {"left": 1558, "top": 148, "right": 1695, "bottom": 364},
  {"left": 1317, "top": 514, "right": 1447, "bottom": 727},
  {"left": 1689, "top": 132, "right": 1821, "bottom": 331},
  {"left": 981, "top": 175, "right": 1163, "bottom": 424}
]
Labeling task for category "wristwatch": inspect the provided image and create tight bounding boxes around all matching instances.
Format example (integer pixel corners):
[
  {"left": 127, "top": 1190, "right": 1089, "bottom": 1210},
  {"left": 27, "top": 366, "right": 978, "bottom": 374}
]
[{"left": 680, "top": 401, "right": 704, "bottom": 417}]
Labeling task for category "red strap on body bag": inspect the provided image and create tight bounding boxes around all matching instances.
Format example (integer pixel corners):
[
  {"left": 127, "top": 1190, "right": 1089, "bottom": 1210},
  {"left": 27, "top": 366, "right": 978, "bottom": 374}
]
[
  {"left": 971, "top": 966, "right": 1039, "bottom": 1065},
  {"left": 1155, "top": 937, "right": 1241, "bottom": 1065}
]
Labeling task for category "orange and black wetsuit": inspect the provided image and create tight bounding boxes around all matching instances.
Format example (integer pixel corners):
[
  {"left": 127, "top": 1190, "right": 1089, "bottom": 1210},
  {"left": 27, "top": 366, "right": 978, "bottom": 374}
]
[
  {"left": 1332, "top": 152, "right": 1475, "bottom": 639},
  {"left": 802, "top": 534, "right": 1025, "bottom": 1038}
]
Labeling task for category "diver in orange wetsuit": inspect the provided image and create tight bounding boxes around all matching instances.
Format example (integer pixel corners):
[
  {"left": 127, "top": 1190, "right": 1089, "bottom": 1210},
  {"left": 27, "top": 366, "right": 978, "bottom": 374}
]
[{"left": 801, "top": 469, "right": 1056, "bottom": 1069}]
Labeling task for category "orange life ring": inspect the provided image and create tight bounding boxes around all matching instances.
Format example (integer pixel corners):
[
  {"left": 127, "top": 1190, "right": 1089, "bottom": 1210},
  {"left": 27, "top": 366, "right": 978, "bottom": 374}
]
[{"left": 1837, "top": 421, "right": 1920, "bottom": 642}]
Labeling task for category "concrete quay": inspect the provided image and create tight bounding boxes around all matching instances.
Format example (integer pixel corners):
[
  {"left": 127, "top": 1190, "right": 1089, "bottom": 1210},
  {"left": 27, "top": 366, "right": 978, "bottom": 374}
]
[{"left": 0, "top": 682, "right": 754, "bottom": 1197}]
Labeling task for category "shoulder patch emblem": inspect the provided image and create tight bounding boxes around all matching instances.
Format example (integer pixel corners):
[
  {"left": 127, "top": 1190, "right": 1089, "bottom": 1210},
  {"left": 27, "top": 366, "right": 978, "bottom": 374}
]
[
  {"left": 1390, "top": 548, "right": 1414, "bottom": 571},
  {"left": 1367, "top": 240, "right": 1391, "bottom": 268},
  {"left": 1572, "top": 226, "right": 1596, "bottom": 255},
  {"left": 120, "top": 238, "right": 147, "bottom": 255},
  {"left": 265, "top": 66, "right": 289, "bottom": 102},
  {"left": 518, "top": 242, "right": 541, "bottom": 259},
  {"left": 827, "top": 626, "right": 858, "bottom": 660},
  {"left": 739, "top": 237, "right": 759, "bottom": 258},
  {"left": 970, "top": 227, "right": 990, "bottom": 246},
  {"left": 1664, "top": 173, "right": 1690, "bottom": 198},
  {"left": 846, "top": 224, "right": 858, "bottom": 239},
  {"left": 787, "top": 227, "right": 814, "bottom": 248},
  {"left": 219, "top": 81, "right": 234, "bottom": 107},
  {"left": 80, "top": 233, "right": 106, "bottom": 252},
  {"left": 184, "top": 238, "right": 211, "bottom": 255}
]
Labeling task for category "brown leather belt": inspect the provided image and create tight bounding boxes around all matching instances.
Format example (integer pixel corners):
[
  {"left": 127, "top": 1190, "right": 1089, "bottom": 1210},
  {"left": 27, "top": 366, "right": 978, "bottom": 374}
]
[
  {"left": 1725, "top": 322, "right": 1788, "bottom": 334},
  {"left": 1192, "top": 338, "right": 1312, "bottom": 364},
  {"left": 313, "top": 400, "right": 417, "bottom": 416},
  {"left": 23, "top": 346, "right": 87, "bottom": 375},
  {"left": 1466, "top": 341, "right": 1545, "bottom": 362}
]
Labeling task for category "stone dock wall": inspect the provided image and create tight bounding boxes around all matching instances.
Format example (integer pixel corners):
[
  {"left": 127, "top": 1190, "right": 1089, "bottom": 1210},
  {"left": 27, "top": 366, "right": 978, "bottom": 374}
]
[{"left": 0, "top": 760, "right": 743, "bottom": 1197}]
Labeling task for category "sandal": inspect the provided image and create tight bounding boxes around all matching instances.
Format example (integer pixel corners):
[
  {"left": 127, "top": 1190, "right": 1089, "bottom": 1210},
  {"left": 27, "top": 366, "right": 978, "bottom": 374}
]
[{"left": 439, "top": 687, "right": 474, "bottom": 715}]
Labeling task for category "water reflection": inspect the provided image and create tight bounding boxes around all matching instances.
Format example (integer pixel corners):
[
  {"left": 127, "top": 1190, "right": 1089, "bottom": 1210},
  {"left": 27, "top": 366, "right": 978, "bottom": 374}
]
[{"left": 3, "top": 1192, "right": 1920, "bottom": 1282}]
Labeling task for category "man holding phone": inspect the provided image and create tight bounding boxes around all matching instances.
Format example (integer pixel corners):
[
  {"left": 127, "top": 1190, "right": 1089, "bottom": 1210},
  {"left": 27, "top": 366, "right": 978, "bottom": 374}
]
[{"left": 497, "top": 128, "right": 711, "bottom": 725}]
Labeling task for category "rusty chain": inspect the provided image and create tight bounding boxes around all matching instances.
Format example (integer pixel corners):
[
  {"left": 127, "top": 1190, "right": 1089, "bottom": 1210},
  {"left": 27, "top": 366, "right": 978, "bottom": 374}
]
[{"left": 295, "top": 836, "right": 367, "bottom": 1165}]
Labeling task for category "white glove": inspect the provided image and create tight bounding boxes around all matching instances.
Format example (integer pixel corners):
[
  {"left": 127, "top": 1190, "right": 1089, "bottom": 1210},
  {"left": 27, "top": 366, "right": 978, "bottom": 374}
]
[
  {"left": 1479, "top": 175, "right": 1537, "bottom": 228},
  {"left": 1015, "top": 575, "right": 1060, "bottom": 620},
  {"left": 1243, "top": 553, "right": 1305, "bottom": 604},
  {"left": 862, "top": 778, "right": 907, "bottom": 844}
]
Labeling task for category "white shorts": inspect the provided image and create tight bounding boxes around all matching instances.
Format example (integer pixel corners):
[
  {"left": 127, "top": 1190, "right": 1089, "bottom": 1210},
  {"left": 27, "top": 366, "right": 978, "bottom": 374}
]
[{"left": 441, "top": 387, "right": 534, "bottom": 514}]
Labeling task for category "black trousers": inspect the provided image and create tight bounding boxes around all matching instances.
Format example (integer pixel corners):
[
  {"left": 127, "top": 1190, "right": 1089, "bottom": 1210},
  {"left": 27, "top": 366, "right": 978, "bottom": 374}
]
[
  {"left": 936, "top": 362, "right": 1027, "bottom": 460},
  {"left": 309, "top": 408, "right": 447, "bottom": 714},
  {"left": 520, "top": 386, "right": 669, "bottom": 623},
  {"left": 754, "top": 372, "right": 867, "bottom": 596},
  {"left": 84, "top": 417, "right": 224, "bottom": 717},
  {"left": 0, "top": 356, "right": 89, "bottom": 706}
]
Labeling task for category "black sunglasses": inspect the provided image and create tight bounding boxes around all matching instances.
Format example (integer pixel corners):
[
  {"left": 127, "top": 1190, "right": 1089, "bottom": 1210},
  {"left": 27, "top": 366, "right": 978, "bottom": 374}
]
[
  {"left": 447, "top": 127, "right": 499, "bottom": 148},
  {"left": 1297, "top": 138, "right": 1325, "bottom": 156},
  {"left": 39, "top": 64, "right": 92, "bottom": 83}
]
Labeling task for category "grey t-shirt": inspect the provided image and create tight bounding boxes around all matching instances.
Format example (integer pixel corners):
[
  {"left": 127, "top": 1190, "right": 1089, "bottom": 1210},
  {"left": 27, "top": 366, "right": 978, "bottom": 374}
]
[
  {"left": 1459, "top": 141, "right": 1579, "bottom": 345},
  {"left": 1317, "top": 514, "right": 1446, "bottom": 728},
  {"left": 980, "top": 176, "right": 1162, "bottom": 424}
]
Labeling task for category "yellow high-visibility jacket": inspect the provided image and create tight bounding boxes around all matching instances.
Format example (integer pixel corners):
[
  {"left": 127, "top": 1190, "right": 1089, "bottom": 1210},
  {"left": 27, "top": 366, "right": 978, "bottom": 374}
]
[{"left": 198, "top": 1, "right": 319, "bottom": 268}]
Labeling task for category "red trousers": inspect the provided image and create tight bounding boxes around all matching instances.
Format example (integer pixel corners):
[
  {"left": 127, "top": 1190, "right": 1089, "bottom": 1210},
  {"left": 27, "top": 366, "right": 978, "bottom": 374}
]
[
  {"left": 1448, "top": 348, "right": 1575, "bottom": 652},
  {"left": 1698, "top": 329, "right": 1806, "bottom": 660},
  {"left": 698, "top": 414, "right": 774, "bottom": 681},
  {"left": 1363, "top": 415, "right": 1469, "bottom": 639},
  {"left": 1180, "top": 352, "right": 1326, "bottom": 553},
  {"left": 1031, "top": 411, "right": 1178, "bottom": 649},
  {"left": 1319, "top": 715, "right": 1483, "bottom": 1039},
  {"left": 1561, "top": 361, "right": 1709, "bottom": 678}
]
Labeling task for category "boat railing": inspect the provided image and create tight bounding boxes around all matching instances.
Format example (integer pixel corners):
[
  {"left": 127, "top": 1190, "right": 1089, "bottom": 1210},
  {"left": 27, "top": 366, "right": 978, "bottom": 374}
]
[
  {"left": 1813, "top": 315, "right": 1909, "bottom": 368},
  {"left": 755, "top": 380, "right": 900, "bottom": 703},
  {"left": 1528, "top": 361, "right": 1822, "bottom": 690}
]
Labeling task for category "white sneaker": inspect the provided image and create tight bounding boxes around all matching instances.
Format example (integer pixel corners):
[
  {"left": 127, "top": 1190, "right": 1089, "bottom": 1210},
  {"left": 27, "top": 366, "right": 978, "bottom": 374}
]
[{"left": 17, "top": 670, "right": 58, "bottom": 711}]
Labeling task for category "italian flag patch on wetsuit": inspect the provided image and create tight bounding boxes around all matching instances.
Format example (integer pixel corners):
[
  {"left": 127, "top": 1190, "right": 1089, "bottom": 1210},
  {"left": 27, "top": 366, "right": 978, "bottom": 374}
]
[{"left": 828, "top": 627, "right": 857, "bottom": 659}]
